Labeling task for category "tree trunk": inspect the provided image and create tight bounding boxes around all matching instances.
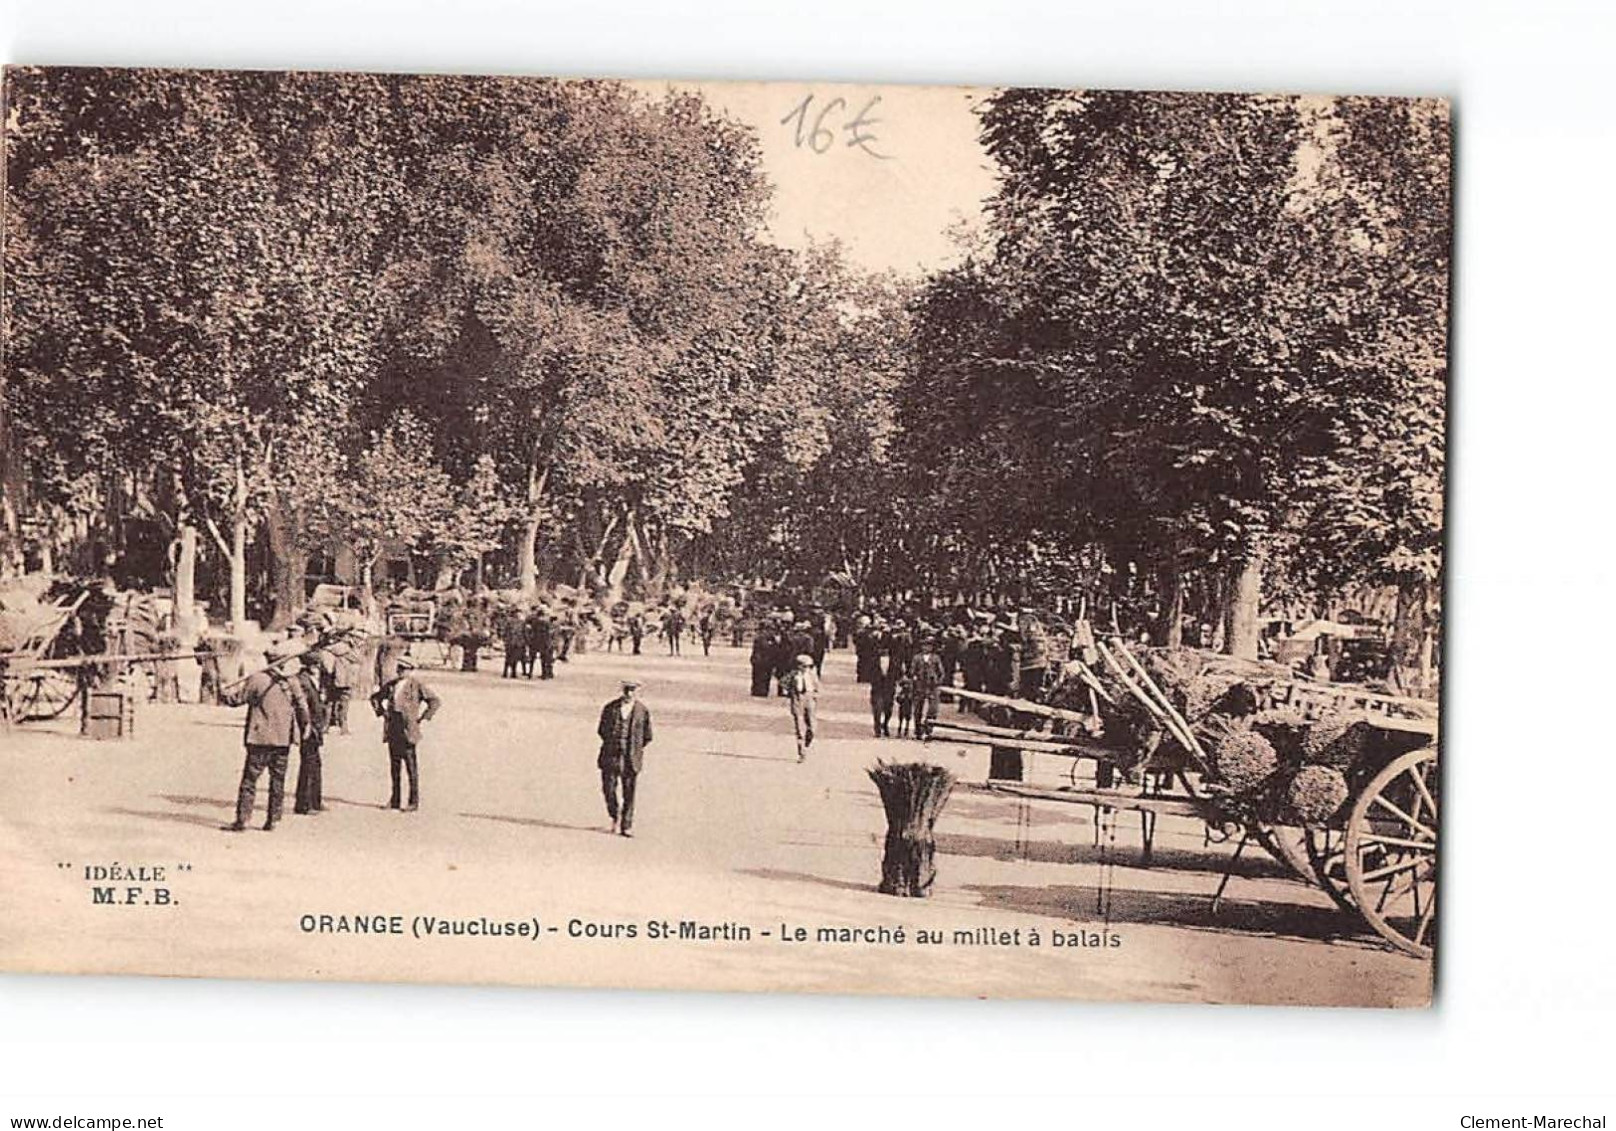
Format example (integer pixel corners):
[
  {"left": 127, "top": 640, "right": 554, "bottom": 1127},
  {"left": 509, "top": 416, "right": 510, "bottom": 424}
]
[
  {"left": 517, "top": 511, "right": 542, "bottom": 597},
  {"left": 263, "top": 506, "right": 303, "bottom": 631},
  {"left": 229, "top": 515, "right": 247, "bottom": 632},
  {"left": 605, "top": 519, "right": 638, "bottom": 605},
  {"left": 432, "top": 558, "right": 458, "bottom": 592},
  {"left": 174, "top": 525, "right": 198, "bottom": 629},
  {"left": 517, "top": 458, "right": 550, "bottom": 597},
  {"left": 1155, "top": 551, "right": 1184, "bottom": 649},
  {"left": 1222, "top": 545, "right": 1264, "bottom": 661},
  {"left": 1391, "top": 576, "right": 1432, "bottom": 692}
]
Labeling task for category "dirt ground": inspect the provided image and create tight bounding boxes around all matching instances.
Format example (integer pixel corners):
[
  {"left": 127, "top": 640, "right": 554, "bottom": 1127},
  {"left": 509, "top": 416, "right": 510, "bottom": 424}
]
[{"left": 0, "top": 642, "right": 1432, "bottom": 1007}]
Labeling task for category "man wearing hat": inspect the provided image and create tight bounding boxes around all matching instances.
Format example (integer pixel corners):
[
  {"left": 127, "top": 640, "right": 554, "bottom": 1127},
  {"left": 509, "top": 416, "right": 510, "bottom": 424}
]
[
  {"left": 783, "top": 654, "right": 820, "bottom": 762},
  {"left": 596, "top": 679, "right": 653, "bottom": 836},
  {"left": 220, "top": 638, "right": 313, "bottom": 832},
  {"left": 324, "top": 629, "right": 362, "bottom": 734},
  {"left": 370, "top": 654, "right": 441, "bottom": 811},
  {"left": 292, "top": 647, "right": 329, "bottom": 814}
]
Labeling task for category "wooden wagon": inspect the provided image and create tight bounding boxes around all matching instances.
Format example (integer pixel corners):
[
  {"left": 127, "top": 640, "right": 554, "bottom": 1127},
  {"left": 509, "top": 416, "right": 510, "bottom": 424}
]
[
  {"left": 2, "top": 586, "right": 202, "bottom": 727},
  {"left": 0, "top": 589, "right": 90, "bottom": 723},
  {"left": 934, "top": 639, "right": 1438, "bottom": 959}
]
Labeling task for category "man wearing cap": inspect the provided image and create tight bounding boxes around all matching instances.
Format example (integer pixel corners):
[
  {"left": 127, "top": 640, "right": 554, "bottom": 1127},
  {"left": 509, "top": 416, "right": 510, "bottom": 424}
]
[
  {"left": 370, "top": 655, "right": 441, "bottom": 811},
  {"left": 783, "top": 654, "right": 820, "bottom": 762},
  {"left": 221, "top": 639, "right": 312, "bottom": 832},
  {"left": 908, "top": 637, "right": 946, "bottom": 740},
  {"left": 596, "top": 679, "right": 653, "bottom": 836}
]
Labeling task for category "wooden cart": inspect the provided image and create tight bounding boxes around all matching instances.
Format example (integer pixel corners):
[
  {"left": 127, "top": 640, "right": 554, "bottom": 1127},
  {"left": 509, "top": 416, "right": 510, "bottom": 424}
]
[
  {"left": 0, "top": 589, "right": 89, "bottom": 723},
  {"left": 935, "top": 643, "right": 1438, "bottom": 959}
]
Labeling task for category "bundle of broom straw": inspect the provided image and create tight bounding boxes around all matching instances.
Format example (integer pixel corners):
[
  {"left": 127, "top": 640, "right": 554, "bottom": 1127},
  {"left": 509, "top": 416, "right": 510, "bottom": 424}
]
[{"left": 868, "top": 760, "right": 956, "bottom": 897}]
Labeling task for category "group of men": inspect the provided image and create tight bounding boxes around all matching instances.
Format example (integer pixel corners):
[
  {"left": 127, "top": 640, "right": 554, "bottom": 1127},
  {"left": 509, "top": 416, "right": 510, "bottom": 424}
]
[
  {"left": 499, "top": 606, "right": 566, "bottom": 680},
  {"left": 747, "top": 612, "right": 832, "bottom": 697},
  {"left": 600, "top": 604, "right": 733, "bottom": 657},
  {"left": 222, "top": 628, "right": 441, "bottom": 831}
]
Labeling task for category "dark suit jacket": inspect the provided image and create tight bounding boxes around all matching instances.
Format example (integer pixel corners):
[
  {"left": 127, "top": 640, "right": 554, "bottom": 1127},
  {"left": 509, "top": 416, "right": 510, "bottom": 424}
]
[{"left": 597, "top": 698, "right": 653, "bottom": 773}]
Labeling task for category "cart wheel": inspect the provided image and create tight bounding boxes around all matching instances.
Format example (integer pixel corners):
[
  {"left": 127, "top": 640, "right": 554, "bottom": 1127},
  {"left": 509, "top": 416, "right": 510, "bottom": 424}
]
[
  {"left": 1344, "top": 745, "right": 1437, "bottom": 959},
  {"left": 15, "top": 670, "right": 83, "bottom": 721},
  {"left": 1304, "top": 825, "right": 1358, "bottom": 914},
  {"left": 1251, "top": 822, "right": 1312, "bottom": 882}
]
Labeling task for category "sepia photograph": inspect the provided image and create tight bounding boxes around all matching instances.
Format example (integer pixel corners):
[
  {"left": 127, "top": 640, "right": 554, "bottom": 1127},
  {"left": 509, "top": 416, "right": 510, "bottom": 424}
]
[{"left": 0, "top": 64, "right": 1448, "bottom": 1009}]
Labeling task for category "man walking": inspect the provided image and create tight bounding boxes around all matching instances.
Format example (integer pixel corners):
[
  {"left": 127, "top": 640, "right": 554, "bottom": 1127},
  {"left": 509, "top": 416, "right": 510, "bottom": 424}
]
[
  {"left": 784, "top": 653, "right": 820, "bottom": 762},
  {"left": 370, "top": 654, "right": 441, "bottom": 812},
  {"left": 596, "top": 679, "right": 653, "bottom": 836},
  {"left": 221, "top": 639, "right": 311, "bottom": 833}
]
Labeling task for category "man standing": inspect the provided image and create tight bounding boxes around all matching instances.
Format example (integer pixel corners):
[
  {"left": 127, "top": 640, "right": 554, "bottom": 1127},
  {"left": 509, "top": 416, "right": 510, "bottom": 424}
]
[
  {"left": 1018, "top": 610, "right": 1051, "bottom": 702},
  {"left": 664, "top": 607, "right": 685, "bottom": 656},
  {"left": 501, "top": 615, "right": 527, "bottom": 679},
  {"left": 371, "top": 655, "right": 441, "bottom": 812},
  {"left": 869, "top": 641, "right": 897, "bottom": 738},
  {"left": 556, "top": 611, "right": 576, "bottom": 663},
  {"left": 809, "top": 613, "right": 829, "bottom": 676},
  {"left": 532, "top": 610, "right": 556, "bottom": 680},
  {"left": 853, "top": 615, "right": 879, "bottom": 684},
  {"left": 784, "top": 653, "right": 820, "bottom": 762},
  {"left": 221, "top": 639, "right": 311, "bottom": 833},
  {"left": 293, "top": 649, "right": 328, "bottom": 815},
  {"left": 749, "top": 628, "right": 777, "bottom": 697},
  {"left": 909, "top": 637, "right": 946, "bottom": 740},
  {"left": 596, "top": 679, "right": 653, "bottom": 837},
  {"left": 325, "top": 630, "right": 360, "bottom": 734}
]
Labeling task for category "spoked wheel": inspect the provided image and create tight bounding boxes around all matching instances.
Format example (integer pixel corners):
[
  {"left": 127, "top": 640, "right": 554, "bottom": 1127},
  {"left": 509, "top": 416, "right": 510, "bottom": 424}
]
[
  {"left": 1344, "top": 745, "right": 1438, "bottom": 959},
  {"left": 1304, "top": 825, "right": 1358, "bottom": 914},
  {"left": 1250, "top": 822, "right": 1312, "bottom": 882},
  {"left": 13, "top": 669, "right": 83, "bottom": 721}
]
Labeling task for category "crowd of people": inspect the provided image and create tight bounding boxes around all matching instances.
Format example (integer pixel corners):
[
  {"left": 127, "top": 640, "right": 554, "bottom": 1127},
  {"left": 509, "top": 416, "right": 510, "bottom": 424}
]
[{"left": 214, "top": 591, "right": 1121, "bottom": 834}]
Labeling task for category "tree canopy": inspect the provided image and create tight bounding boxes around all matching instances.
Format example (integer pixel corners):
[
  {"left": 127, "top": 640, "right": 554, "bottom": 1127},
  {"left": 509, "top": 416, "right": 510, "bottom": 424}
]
[{"left": 2, "top": 68, "right": 1447, "bottom": 666}]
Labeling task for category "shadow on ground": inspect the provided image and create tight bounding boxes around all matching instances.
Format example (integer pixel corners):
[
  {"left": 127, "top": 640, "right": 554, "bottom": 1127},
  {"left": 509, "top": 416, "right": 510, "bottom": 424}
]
[
  {"left": 458, "top": 810, "right": 615, "bottom": 837},
  {"left": 935, "top": 829, "right": 1293, "bottom": 880},
  {"left": 961, "top": 880, "right": 1375, "bottom": 949},
  {"left": 739, "top": 867, "right": 879, "bottom": 895}
]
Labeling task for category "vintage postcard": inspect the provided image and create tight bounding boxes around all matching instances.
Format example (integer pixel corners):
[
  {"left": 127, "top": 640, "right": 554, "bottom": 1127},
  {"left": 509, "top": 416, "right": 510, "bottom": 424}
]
[{"left": 0, "top": 66, "right": 1447, "bottom": 1007}]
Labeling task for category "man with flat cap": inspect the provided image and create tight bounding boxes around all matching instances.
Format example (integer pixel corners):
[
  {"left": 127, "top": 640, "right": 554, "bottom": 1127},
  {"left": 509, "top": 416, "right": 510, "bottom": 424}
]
[
  {"left": 783, "top": 653, "right": 820, "bottom": 762},
  {"left": 370, "top": 653, "right": 441, "bottom": 812},
  {"left": 597, "top": 678, "right": 653, "bottom": 836}
]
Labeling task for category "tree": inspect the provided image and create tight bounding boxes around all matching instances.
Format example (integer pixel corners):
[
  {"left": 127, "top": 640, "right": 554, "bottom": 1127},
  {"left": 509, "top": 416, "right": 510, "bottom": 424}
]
[
  {"left": 324, "top": 413, "right": 455, "bottom": 600},
  {"left": 433, "top": 454, "right": 515, "bottom": 590},
  {"left": 373, "top": 77, "right": 775, "bottom": 596},
  {"left": 4, "top": 68, "right": 404, "bottom": 628},
  {"left": 928, "top": 88, "right": 1449, "bottom": 656}
]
